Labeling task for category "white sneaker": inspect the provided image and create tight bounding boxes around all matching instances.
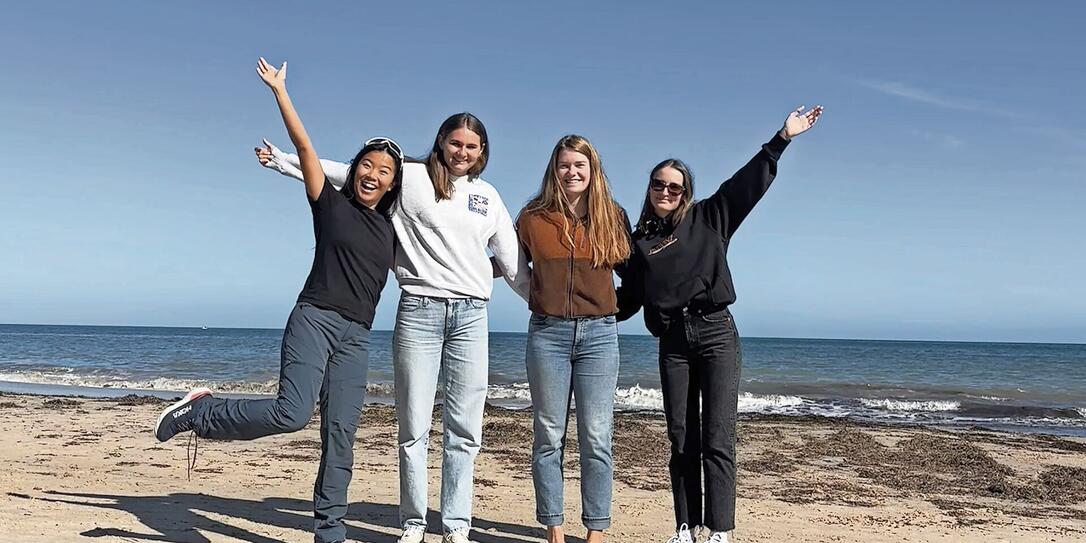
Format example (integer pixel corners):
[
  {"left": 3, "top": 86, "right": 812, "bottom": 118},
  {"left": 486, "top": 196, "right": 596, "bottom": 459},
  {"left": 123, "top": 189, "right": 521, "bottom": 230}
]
[
  {"left": 705, "top": 531, "right": 730, "bottom": 543},
  {"left": 666, "top": 523, "right": 694, "bottom": 543},
  {"left": 398, "top": 525, "right": 426, "bottom": 543},
  {"left": 441, "top": 529, "right": 472, "bottom": 543}
]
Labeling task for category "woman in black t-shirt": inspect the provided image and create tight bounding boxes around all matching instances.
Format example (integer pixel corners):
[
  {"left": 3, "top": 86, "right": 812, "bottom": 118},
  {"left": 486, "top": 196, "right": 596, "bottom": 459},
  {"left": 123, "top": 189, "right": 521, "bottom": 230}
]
[{"left": 152, "top": 58, "right": 402, "bottom": 543}]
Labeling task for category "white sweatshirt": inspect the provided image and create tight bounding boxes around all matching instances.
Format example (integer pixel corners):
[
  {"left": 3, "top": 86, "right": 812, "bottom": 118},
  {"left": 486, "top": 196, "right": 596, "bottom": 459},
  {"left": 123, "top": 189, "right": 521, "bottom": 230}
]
[{"left": 264, "top": 148, "right": 530, "bottom": 301}]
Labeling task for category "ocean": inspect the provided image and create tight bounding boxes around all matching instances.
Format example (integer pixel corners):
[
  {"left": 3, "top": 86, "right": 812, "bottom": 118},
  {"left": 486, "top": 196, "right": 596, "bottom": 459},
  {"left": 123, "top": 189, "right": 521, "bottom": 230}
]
[{"left": 1, "top": 324, "right": 1084, "bottom": 436}]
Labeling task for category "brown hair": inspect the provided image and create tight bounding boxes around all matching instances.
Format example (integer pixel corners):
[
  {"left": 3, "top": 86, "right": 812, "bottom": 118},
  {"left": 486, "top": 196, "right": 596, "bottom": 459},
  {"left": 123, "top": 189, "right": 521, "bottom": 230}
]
[
  {"left": 636, "top": 158, "right": 696, "bottom": 230},
  {"left": 521, "top": 135, "right": 630, "bottom": 268},
  {"left": 420, "top": 112, "right": 489, "bottom": 201}
]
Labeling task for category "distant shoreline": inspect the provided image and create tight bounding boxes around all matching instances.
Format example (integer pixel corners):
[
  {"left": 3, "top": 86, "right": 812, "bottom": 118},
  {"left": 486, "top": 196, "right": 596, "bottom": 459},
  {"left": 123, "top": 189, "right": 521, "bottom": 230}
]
[{"left": 3, "top": 322, "right": 1084, "bottom": 346}]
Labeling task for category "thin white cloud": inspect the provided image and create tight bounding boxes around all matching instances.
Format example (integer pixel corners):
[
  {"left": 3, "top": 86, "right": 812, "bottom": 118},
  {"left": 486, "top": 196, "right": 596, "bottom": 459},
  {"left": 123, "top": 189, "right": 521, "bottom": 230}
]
[
  {"left": 908, "top": 129, "right": 966, "bottom": 149},
  {"left": 859, "top": 78, "right": 1086, "bottom": 148},
  {"left": 857, "top": 79, "right": 1027, "bottom": 120},
  {"left": 942, "top": 135, "right": 965, "bottom": 148}
]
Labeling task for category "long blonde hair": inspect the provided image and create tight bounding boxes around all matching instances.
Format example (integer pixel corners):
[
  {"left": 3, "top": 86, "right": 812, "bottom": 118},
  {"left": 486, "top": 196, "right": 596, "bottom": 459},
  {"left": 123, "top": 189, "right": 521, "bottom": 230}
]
[{"left": 521, "top": 135, "right": 630, "bottom": 268}]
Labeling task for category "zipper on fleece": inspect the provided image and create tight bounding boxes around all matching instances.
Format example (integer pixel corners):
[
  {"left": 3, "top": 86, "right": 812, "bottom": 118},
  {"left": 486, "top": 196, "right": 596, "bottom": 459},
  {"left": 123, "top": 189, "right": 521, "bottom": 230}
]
[{"left": 567, "top": 224, "right": 575, "bottom": 319}]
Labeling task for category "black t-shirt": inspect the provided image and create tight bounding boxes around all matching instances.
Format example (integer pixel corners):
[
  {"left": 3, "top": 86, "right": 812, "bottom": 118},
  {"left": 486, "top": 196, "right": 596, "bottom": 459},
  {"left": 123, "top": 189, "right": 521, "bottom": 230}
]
[{"left": 297, "top": 178, "right": 395, "bottom": 328}]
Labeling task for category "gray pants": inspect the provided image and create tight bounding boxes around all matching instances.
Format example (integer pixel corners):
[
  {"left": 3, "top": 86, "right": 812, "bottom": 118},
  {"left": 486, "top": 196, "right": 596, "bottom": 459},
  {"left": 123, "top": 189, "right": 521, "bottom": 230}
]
[{"left": 193, "top": 302, "right": 370, "bottom": 543}]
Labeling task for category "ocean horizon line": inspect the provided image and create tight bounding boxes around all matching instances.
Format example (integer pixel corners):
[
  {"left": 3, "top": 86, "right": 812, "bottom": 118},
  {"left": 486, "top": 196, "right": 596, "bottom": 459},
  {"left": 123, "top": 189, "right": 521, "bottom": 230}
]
[{"left": 2, "top": 322, "right": 1084, "bottom": 347}]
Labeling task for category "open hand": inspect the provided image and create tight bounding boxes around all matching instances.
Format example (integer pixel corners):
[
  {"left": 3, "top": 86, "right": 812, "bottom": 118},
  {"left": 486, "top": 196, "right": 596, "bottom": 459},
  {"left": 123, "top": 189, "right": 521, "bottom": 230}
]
[
  {"left": 781, "top": 105, "right": 823, "bottom": 139},
  {"left": 256, "top": 57, "right": 287, "bottom": 91}
]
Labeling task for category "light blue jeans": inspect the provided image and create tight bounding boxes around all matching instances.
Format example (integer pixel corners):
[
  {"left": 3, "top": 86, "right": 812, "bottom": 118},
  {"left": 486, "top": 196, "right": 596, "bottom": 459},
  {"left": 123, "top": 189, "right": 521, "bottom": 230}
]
[
  {"left": 525, "top": 313, "right": 619, "bottom": 531},
  {"left": 393, "top": 293, "right": 489, "bottom": 534}
]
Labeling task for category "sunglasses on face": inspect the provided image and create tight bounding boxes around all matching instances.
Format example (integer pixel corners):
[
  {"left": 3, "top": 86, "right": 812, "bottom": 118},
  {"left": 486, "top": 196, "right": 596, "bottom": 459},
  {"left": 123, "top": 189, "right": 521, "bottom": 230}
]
[
  {"left": 364, "top": 136, "right": 405, "bottom": 162},
  {"left": 650, "top": 178, "right": 685, "bottom": 196}
]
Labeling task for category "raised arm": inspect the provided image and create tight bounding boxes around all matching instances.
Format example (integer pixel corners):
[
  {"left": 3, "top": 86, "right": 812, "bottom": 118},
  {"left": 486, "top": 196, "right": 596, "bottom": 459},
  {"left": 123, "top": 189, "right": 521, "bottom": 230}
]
[
  {"left": 256, "top": 58, "right": 324, "bottom": 201},
  {"left": 255, "top": 139, "right": 350, "bottom": 190},
  {"left": 702, "top": 105, "right": 823, "bottom": 238}
]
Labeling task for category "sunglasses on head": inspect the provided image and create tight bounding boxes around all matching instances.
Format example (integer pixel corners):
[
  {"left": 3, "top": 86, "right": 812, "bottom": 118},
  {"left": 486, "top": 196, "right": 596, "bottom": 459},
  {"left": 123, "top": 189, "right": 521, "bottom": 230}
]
[
  {"left": 650, "top": 178, "right": 685, "bottom": 196},
  {"left": 364, "top": 136, "right": 404, "bottom": 162}
]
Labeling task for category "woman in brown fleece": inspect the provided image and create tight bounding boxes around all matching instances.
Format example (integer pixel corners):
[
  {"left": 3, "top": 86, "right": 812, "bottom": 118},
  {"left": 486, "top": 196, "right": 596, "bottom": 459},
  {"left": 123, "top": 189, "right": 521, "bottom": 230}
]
[{"left": 516, "top": 135, "right": 632, "bottom": 543}]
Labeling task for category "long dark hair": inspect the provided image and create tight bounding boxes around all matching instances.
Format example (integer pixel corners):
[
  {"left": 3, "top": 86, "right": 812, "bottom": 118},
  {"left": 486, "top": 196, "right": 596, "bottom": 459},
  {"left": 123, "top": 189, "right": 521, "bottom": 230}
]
[
  {"left": 420, "top": 112, "right": 489, "bottom": 201},
  {"left": 636, "top": 158, "right": 696, "bottom": 231},
  {"left": 342, "top": 141, "right": 404, "bottom": 216}
]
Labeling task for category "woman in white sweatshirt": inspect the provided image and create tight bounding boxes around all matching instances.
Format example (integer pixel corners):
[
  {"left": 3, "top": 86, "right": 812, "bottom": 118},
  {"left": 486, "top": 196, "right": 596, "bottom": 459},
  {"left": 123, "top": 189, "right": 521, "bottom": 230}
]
[{"left": 256, "top": 113, "right": 529, "bottom": 543}]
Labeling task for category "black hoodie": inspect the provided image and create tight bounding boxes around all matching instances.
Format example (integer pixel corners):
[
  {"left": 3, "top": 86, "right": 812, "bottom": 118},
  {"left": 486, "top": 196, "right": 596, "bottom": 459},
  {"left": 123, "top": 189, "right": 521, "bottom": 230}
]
[{"left": 617, "top": 133, "right": 789, "bottom": 336}]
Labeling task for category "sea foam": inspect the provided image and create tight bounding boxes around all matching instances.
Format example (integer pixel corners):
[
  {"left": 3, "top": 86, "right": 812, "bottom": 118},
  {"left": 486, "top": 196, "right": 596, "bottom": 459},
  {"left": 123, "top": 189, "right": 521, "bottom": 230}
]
[{"left": 859, "top": 398, "right": 961, "bottom": 412}]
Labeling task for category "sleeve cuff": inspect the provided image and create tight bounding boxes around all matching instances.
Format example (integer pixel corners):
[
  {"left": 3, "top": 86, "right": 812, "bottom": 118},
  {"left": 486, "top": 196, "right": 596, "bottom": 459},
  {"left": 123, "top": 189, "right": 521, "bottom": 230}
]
[
  {"left": 309, "top": 176, "right": 338, "bottom": 207},
  {"left": 764, "top": 132, "right": 791, "bottom": 158}
]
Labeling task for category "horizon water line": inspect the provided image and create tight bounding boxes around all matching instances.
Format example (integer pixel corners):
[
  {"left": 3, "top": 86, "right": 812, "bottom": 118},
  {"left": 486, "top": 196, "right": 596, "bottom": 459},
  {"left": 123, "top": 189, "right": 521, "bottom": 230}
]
[{"left": 3, "top": 322, "right": 1085, "bottom": 347}]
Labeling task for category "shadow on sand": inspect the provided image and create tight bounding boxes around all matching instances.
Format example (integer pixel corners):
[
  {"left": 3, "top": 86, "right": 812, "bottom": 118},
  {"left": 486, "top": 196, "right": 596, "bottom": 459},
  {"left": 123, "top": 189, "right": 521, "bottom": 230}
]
[{"left": 8, "top": 490, "right": 580, "bottom": 543}]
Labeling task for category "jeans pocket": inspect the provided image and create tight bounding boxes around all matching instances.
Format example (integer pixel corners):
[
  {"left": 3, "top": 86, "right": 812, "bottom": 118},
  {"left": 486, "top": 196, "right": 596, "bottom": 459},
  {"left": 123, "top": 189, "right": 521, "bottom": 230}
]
[
  {"left": 466, "top": 298, "right": 488, "bottom": 310},
  {"left": 699, "top": 308, "right": 732, "bottom": 324},
  {"left": 529, "top": 313, "right": 551, "bottom": 328},
  {"left": 399, "top": 295, "right": 424, "bottom": 313}
]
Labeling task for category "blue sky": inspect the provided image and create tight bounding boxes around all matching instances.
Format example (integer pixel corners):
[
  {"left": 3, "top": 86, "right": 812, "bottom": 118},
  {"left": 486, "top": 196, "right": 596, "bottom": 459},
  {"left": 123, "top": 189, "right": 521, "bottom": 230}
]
[{"left": 2, "top": 1, "right": 1084, "bottom": 343}]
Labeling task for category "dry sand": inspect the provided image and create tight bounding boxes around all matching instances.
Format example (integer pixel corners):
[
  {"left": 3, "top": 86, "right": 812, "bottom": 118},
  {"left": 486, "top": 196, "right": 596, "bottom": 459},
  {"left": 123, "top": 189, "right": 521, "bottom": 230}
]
[{"left": 1, "top": 392, "right": 1084, "bottom": 542}]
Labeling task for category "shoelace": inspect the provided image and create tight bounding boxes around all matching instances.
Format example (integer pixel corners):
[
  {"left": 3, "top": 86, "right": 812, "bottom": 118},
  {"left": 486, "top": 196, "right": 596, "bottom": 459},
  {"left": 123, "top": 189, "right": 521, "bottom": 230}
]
[
  {"left": 186, "top": 431, "right": 199, "bottom": 481},
  {"left": 398, "top": 526, "right": 425, "bottom": 542},
  {"left": 666, "top": 523, "right": 692, "bottom": 543},
  {"left": 443, "top": 531, "right": 469, "bottom": 543}
]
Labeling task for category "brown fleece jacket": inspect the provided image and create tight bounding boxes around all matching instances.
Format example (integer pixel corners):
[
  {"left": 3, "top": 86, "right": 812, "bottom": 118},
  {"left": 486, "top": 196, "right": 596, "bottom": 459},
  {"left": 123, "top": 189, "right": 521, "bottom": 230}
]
[{"left": 517, "top": 209, "right": 630, "bottom": 318}]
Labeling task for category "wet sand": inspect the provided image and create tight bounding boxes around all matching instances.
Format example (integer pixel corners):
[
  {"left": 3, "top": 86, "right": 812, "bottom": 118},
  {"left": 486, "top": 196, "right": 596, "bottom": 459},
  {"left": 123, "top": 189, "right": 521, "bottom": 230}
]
[{"left": 1, "top": 392, "right": 1084, "bottom": 542}]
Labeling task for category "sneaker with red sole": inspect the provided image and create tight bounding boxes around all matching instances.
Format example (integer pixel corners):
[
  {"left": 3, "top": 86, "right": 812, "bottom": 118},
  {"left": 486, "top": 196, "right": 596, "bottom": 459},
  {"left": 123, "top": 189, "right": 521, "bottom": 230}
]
[{"left": 154, "top": 388, "right": 212, "bottom": 442}]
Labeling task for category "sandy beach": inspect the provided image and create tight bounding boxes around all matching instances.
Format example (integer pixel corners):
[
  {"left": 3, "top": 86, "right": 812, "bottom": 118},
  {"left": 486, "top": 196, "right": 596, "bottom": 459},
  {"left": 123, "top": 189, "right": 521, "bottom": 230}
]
[{"left": 1, "top": 392, "right": 1084, "bottom": 542}]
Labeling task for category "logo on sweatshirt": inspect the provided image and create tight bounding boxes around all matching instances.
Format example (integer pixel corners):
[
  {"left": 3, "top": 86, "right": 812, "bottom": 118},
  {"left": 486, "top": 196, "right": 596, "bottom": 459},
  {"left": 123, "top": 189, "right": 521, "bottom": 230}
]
[
  {"left": 468, "top": 194, "right": 489, "bottom": 216},
  {"left": 648, "top": 234, "right": 678, "bottom": 255}
]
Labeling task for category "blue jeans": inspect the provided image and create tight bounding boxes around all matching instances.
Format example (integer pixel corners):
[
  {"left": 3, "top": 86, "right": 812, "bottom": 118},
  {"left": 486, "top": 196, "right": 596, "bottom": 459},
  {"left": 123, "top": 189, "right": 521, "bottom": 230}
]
[
  {"left": 525, "top": 313, "right": 619, "bottom": 531},
  {"left": 194, "top": 302, "right": 371, "bottom": 543},
  {"left": 393, "top": 293, "right": 489, "bottom": 534}
]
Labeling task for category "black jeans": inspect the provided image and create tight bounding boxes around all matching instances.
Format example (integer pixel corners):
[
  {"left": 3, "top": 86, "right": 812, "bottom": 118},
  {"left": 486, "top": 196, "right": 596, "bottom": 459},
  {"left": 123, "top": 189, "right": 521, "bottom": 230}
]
[{"left": 658, "top": 306, "right": 741, "bottom": 532}]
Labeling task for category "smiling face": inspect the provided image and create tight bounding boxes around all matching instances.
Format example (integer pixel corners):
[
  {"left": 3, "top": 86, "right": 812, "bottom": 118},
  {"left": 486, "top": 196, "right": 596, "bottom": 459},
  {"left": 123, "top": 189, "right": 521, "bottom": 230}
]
[
  {"left": 441, "top": 127, "right": 483, "bottom": 177},
  {"left": 649, "top": 166, "right": 685, "bottom": 217},
  {"left": 353, "top": 150, "right": 398, "bottom": 208},
  {"left": 556, "top": 149, "right": 591, "bottom": 202}
]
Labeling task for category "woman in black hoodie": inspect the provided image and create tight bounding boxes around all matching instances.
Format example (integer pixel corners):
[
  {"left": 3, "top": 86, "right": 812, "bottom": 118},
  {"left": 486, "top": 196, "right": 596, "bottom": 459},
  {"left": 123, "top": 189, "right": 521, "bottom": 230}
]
[{"left": 617, "top": 105, "right": 822, "bottom": 543}]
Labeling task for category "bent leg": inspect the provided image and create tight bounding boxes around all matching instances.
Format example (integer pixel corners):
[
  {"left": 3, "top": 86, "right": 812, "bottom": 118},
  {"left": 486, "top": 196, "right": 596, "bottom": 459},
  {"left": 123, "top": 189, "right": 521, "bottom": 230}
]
[{"left": 195, "top": 303, "right": 338, "bottom": 440}]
